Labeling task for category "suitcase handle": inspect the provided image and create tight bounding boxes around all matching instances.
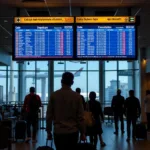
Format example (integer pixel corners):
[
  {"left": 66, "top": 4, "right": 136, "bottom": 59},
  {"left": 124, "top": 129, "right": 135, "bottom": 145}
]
[{"left": 46, "top": 138, "right": 53, "bottom": 148}]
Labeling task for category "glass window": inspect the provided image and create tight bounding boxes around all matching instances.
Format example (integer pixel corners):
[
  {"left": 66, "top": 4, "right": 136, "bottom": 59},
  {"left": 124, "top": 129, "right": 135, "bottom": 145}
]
[
  {"left": 54, "top": 71, "right": 63, "bottom": 91},
  {"left": 8, "top": 71, "right": 18, "bottom": 104},
  {"left": 105, "top": 71, "right": 117, "bottom": 105},
  {"left": 24, "top": 71, "right": 35, "bottom": 98},
  {"left": 88, "top": 61, "right": 99, "bottom": 70},
  {"left": 36, "top": 71, "right": 48, "bottom": 102},
  {"left": 135, "top": 70, "right": 140, "bottom": 98},
  {"left": 134, "top": 60, "right": 139, "bottom": 69},
  {"left": 88, "top": 71, "right": 99, "bottom": 101},
  {"left": 0, "top": 66, "right": 6, "bottom": 70},
  {"left": 72, "top": 71, "right": 87, "bottom": 100},
  {"left": 119, "top": 76, "right": 133, "bottom": 99},
  {"left": 26, "top": 61, "right": 35, "bottom": 70},
  {"left": 66, "top": 61, "right": 87, "bottom": 71},
  {"left": 0, "top": 71, "right": 6, "bottom": 102},
  {"left": 13, "top": 61, "right": 18, "bottom": 70},
  {"left": 105, "top": 61, "right": 117, "bottom": 70},
  {"left": 119, "top": 61, "right": 133, "bottom": 70},
  {"left": 37, "top": 61, "right": 48, "bottom": 71},
  {"left": 54, "top": 61, "right": 65, "bottom": 71}
]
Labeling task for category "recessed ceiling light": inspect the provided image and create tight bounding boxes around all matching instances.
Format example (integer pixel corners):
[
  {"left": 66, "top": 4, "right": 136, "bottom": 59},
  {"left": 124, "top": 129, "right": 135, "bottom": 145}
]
[{"left": 4, "top": 20, "right": 8, "bottom": 23}]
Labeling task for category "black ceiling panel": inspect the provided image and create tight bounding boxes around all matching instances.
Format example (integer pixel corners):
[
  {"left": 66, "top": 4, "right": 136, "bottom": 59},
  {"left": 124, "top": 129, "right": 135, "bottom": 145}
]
[{"left": 27, "top": 10, "right": 49, "bottom": 16}]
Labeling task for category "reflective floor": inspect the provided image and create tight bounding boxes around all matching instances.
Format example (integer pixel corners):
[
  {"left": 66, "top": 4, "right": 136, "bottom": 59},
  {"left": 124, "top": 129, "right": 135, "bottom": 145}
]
[{"left": 11, "top": 123, "right": 150, "bottom": 150}]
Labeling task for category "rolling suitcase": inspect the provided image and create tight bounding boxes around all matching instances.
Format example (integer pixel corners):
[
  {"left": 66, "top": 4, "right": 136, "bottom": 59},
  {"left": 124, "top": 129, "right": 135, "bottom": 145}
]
[
  {"left": 136, "top": 123, "right": 147, "bottom": 139},
  {"left": 36, "top": 139, "right": 54, "bottom": 150},
  {"left": 76, "top": 141, "right": 96, "bottom": 150},
  {"left": 15, "top": 120, "right": 26, "bottom": 141},
  {"left": 1, "top": 119, "right": 12, "bottom": 138}
]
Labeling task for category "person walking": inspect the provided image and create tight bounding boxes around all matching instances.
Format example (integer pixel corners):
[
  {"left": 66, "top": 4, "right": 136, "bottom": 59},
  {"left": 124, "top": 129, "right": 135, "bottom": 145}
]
[
  {"left": 46, "top": 72, "right": 86, "bottom": 150},
  {"left": 87, "top": 91, "right": 106, "bottom": 149},
  {"left": 23, "top": 87, "right": 42, "bottom": 143},
  {"left": 124, "top": 90, "right": 141, "bottom": 142},
  {"left": 111, "top": 89, "right": 125, "bottom": 135},
  {"left": 76, "top": 87, "right": 86, "bottom": 110}
]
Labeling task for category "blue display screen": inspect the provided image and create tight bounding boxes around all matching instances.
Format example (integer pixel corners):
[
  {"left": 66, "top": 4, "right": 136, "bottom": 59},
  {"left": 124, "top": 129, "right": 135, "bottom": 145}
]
[
  {"left": 14, "top": 25, "right": 73, "bottom": 59},
  {"left": 77, "top": 25, "right": 136, "bottom": 59}
]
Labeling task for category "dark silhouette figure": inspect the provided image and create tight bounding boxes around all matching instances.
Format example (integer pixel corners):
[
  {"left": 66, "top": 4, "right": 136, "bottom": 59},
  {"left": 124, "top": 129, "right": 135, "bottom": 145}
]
[
  {"left": 87, "top": 92, "right": 106, "bottom": 149},
  {"left": 23, "top": 87, "right": 41, "bottom": 143},
  {"left": 144, "top": 90, "right": 150, "bottom": 131},
  {"left": 46, "top": 72, "right": 86, "bottom": 150},
  {"left": 111, "top": 89, "right": 125, "bottom": 135},
  {"left": 76, "top": 87, "right": 86, "bottom": 110},
  {"left": 124, "top": 90, "right": 141, "bottom": 142}
]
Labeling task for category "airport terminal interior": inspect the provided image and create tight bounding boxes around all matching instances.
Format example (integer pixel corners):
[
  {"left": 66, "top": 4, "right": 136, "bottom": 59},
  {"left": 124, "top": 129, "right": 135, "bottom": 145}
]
[{"left": 0, "top": 0, "right": 150, "bottom": 150}]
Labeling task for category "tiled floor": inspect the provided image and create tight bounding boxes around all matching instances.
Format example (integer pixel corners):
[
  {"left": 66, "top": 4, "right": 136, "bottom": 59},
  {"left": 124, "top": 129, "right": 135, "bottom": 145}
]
[{"left": 11, "top": 123, "right": 150, "bottom": 150}]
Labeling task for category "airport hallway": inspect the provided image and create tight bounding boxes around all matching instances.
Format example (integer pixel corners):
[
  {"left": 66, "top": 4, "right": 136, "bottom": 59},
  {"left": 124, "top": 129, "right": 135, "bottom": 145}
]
[{"left": 12, "top": 123, "right": 150, "bottom": 150}]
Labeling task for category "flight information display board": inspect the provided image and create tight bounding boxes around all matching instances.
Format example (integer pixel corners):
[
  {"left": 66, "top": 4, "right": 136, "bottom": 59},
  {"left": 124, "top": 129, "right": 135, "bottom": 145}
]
[
  {"left": 14, "top": 25, "right": 73, "bottom": 59},
  {"left": 77, "top": 25, "right": 136, "bottom": 59}
]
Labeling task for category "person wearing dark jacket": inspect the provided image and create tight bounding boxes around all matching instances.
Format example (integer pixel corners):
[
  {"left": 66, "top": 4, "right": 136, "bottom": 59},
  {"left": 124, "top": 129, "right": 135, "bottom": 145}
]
[
  {"left": 87, "top": 92, "right": 106, "bottom": 149},
  {"left": 76, "top": 88, "right": 86, "bottom": 110},
  {"left": 111, "top": 89, "right": 125, "bottom": 135},
  {"left": 124, "top": 90, "right": 141, "bottom": 142},
  {"left": 23, "top": 87, "right": 42, "bottom": 143}
]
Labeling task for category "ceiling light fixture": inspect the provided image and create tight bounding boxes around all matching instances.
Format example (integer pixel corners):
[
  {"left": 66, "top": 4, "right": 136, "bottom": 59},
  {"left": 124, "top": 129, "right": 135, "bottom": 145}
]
[
  {"left": 4, "top": 20, "right": 8, "bottom": 23},
  {"left": 134, "top": 8, "right": 142, "bottom": 16},
  {"left": 0, "top": 25, "right": 12, "bottom": 36},
  {"left": 44, "top": 0, "right": 51, "bottom": 16},
  {"left": 69, "top": 0, "right": 72, "bottom": 16}
]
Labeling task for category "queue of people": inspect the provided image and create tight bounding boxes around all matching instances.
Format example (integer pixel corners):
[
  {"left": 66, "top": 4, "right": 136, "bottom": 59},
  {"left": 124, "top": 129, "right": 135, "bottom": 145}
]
[{"left": 21, "top": 71, "right": 150, "bottom": 150}]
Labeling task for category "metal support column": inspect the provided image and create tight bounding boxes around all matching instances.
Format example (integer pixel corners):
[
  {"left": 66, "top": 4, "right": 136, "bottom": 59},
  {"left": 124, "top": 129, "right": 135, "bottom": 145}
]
[
  {"left": 99, "top": 61, "right": 104, "bottom": 108},
  {"left": 48, "top": 61, "right": 54, "bottom": 100},
  {"left": 40, "top": 61, "right": 54, "bottom": 130},
  {"left": 6, "top": 66, "right": 8, "bottom": 104}
]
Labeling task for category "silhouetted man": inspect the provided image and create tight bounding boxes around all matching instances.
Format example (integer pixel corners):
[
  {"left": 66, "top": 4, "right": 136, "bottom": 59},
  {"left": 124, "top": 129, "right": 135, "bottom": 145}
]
[
  {"left": 46, "top": 72, "right": 86, "bottom": 150},
  {"left": 76, "top": 87, "right": 86, "bottom": 110},
  {"left": 23, "top": 87, "right": 41, "bottom": 143},
  {"left": 124, "top": 90, "right": 141, "bottom": 142},
  {"left": 111, "top": 89, "right": 125, "bottom": 135}
]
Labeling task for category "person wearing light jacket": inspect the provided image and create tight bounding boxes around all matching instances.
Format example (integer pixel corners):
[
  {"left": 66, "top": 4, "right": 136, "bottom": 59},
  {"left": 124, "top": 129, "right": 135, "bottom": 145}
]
[{"left": 46, "top": 72, "right": 86, "bottom": 150}]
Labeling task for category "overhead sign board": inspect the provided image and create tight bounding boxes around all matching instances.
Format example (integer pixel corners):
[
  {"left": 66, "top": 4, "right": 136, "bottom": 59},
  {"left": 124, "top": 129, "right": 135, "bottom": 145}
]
[
  {"left": 76, "top": 16, "right": 136, "bottom": 23},
  {"left": 14, "top": 17, "right": 74, "bottom": 23}
]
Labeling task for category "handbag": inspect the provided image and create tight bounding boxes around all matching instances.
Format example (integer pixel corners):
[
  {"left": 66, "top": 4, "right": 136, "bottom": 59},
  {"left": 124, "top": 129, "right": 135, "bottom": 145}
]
[{"left": 83, "top": 102, "right": 95, "bottom": 127}]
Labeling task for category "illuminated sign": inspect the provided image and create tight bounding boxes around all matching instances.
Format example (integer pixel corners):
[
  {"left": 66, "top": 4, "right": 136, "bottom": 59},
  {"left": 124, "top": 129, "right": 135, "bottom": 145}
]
[
  {"left": 76, "top": 17, "right": 136, "bottom": 23},
  {"left": 14, "top": 17, "right": 74, "bottom": 23}
]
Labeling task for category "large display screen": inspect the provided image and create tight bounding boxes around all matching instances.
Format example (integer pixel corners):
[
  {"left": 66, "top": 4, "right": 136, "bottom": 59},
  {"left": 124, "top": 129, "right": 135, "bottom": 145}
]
[
  {"left": 77, "top": 25, "right": 136, "bottom": 59},
  {"left": 14, "top": 25, "right": 73, "bottom": 59}
]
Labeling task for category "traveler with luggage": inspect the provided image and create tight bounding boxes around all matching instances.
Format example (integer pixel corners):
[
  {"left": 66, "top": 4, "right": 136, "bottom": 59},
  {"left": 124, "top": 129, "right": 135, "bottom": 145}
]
[
  {"left": 46, "top": 72, "right": 86, "bottom": 150},
  {"left": 76, "top": 87, "right": 86, "bottom": 110},
  {"left": 111, "top": 89, "right": 125, "bottom": 135},
  {"left": 144, "top": 90, "right": 150, "bottom": 131},
  {"left": 23, "top": 87, "right": 42, "bottom": 143},
  {"left": 124, "top": 90, "right": 141, "bottom": 142},
  {"left": 86, "top": 92, "right": 106, "bottom": 149}
]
